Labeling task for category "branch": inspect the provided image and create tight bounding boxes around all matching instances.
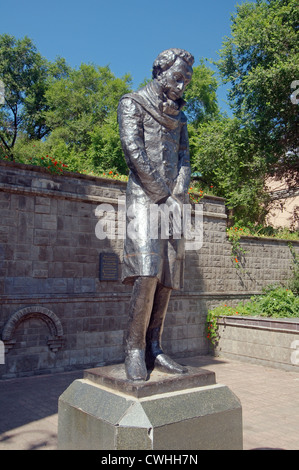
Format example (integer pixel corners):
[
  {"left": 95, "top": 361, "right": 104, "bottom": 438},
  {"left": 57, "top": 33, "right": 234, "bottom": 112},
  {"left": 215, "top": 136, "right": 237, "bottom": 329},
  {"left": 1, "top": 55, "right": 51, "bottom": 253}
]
[{"left": 0, "top": 134, "right": 13, "bottom": 159}]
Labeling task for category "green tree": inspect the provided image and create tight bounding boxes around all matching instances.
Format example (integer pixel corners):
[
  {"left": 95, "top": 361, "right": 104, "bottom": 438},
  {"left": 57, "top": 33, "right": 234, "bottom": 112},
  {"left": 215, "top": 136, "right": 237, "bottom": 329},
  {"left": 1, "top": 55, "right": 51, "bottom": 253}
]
[
  {"left": 217, "top": 0, "right": 299, "bottom": 183},
  {"left": 192, "top": 116, "right": 269, "bottom": 224},
  {"left": 23, "top": 56, "right": 71, "bottom": 140},
  {"left": 44, "top": 63, "right": 132, "bottom": 170},
  {"left": 184, "top": 59, "right": 220, "bottom": 127},
  {"left": 88, "top": 112, "right": 128, "bottom": 174},
  {"left": 0, "top": 34, "right": 49, "bottom": 158},
  {"left": 0, "top": 34, "right": 71, "bottom": 159}
]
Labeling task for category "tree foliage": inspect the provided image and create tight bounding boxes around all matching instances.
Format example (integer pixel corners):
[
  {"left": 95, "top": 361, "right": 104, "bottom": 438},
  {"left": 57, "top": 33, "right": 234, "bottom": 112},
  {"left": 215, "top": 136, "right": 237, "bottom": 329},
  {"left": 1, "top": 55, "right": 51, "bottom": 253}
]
[
  {"left": 190, "top": 0, "right": 299, "bottom": 225},
  {"left": 184, "top": 60, "right": 220, "bottom": 126},
  {"left": 0, "top": 34, "right": 49, "bottom": 157},
  {"left": 217, "top": 0, "right": 299, "bottom": 182},
  {"left": 0, "top": 34, "right": 72, "bottom": 159},
  {"left": 192, "top": 116, "right": 269, "bottom": 224},
  {"left": 44, "top": 63, "right": 132, "bottom": 170}
]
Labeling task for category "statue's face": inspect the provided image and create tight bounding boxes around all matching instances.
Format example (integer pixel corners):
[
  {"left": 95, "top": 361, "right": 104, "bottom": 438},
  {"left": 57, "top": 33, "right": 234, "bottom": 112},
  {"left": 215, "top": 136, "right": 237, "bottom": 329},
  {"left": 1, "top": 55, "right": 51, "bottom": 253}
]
[{"left": 158, "top": 58, "right": 192, "bottom": 101}]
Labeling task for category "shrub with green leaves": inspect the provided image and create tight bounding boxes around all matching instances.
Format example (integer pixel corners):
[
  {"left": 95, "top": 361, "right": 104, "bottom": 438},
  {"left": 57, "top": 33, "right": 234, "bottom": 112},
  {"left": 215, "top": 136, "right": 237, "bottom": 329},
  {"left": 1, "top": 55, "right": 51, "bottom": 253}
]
[{"left": 206, "top": 286, "right": 299, "bottom": 345}]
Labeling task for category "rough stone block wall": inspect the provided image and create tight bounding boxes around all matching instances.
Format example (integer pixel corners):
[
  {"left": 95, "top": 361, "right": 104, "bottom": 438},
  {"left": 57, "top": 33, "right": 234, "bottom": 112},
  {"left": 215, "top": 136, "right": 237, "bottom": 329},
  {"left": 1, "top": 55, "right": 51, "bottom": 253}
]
[
  {"left": 215, "top": 316, "right": 299, "bottom": 372},
  {"left": 0, "top": 162, "right": 298, "bottom": 378}
]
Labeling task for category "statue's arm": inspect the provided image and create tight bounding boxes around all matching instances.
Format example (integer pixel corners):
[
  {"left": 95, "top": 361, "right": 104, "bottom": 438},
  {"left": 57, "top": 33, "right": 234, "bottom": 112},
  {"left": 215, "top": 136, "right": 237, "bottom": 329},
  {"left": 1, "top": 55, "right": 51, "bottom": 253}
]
[
  {"left": 172, "top": 116, "right": 191, "bottom": 202},
  {"left": 118, "top": 97, "right": 171, "bottom": 203}
]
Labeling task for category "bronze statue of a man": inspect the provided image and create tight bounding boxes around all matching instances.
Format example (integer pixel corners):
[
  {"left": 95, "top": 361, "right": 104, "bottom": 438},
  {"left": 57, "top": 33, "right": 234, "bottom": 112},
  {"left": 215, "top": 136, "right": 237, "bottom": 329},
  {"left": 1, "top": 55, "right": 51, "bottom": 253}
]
[{"left": 117, "top": 48, "right": 194, "bottom": 381}]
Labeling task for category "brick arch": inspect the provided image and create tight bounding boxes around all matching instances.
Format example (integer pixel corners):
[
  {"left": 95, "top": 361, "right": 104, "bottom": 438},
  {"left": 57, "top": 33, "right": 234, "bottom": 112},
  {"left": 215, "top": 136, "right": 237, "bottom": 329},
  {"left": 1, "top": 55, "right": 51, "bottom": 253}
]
[{"left": 2, "top": 306, "right": 64, "bottom": 353}]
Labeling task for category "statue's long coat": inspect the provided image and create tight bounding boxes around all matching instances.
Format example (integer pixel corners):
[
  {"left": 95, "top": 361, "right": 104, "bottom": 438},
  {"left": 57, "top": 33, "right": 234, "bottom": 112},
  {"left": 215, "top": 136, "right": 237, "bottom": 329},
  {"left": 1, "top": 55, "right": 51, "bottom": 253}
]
[{"left": 117, "top": 81, "right": 191, "bottom": 290}]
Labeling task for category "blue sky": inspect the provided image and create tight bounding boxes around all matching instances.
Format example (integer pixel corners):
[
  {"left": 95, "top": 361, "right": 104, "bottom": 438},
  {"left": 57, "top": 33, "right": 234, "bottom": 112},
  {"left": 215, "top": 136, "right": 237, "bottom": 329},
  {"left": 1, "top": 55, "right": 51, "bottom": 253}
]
[{"left": 0, "top": 0, "right": 253, "bottom": 114}]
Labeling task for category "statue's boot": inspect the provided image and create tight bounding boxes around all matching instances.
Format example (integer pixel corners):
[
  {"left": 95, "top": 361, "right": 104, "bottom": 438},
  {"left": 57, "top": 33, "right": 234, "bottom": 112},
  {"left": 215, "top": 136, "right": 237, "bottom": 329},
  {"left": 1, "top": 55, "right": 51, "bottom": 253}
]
[
  {"left": 145, "top": 284, "right": 188, "bottom": 375},
  {"left": 124, "top": 277, "right": 157, "bottom": 381}
]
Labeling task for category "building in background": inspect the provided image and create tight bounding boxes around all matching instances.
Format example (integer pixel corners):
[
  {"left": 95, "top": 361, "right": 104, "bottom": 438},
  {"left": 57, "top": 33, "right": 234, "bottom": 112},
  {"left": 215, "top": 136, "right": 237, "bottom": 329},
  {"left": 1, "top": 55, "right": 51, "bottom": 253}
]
[{"left": 266, "top": 177, "right": 299, "bottom": 230}]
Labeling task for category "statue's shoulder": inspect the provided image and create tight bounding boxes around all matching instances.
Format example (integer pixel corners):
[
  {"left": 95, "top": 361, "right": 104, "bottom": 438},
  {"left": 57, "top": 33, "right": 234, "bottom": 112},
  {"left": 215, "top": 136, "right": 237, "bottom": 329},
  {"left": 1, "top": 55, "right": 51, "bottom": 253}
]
[
  {"left": 120, "top": 89, "right": 146, "bottom": 103},
  {"left": 119, "top": 91, "right": 137, "bottom": 102},
  {"left": 118, "top": 91, "right": 145, "bottom": 111}
]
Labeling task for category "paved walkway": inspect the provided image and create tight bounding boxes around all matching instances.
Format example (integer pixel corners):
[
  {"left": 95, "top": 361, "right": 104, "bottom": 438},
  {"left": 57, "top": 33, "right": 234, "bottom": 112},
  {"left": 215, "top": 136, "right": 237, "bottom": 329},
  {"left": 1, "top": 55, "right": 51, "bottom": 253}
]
[{"left": 0, "top": 356, "right": 298, "bottom": 450}]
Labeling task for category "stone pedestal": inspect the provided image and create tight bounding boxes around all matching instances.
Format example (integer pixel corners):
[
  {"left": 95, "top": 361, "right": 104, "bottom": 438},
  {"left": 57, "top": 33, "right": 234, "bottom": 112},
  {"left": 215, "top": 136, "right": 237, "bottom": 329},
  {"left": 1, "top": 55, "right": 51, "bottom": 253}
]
[{"left": 58, "top": 363, "right": 243, "bottom": 450}]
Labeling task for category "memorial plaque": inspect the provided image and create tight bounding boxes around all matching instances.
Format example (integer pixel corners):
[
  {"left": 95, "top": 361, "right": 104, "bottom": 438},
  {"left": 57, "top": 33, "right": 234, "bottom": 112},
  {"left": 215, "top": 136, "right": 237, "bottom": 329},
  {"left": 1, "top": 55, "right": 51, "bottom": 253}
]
[{"left": 99, "top": 252, "right": 119, "bottom": 281}]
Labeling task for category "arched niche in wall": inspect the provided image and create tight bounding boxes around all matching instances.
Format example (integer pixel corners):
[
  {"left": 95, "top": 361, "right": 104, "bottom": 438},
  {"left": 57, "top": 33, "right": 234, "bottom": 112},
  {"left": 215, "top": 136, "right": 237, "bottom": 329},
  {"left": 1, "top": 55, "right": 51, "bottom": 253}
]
[{"left": 1, "top": 306, "right": 65, "bottom": 353}]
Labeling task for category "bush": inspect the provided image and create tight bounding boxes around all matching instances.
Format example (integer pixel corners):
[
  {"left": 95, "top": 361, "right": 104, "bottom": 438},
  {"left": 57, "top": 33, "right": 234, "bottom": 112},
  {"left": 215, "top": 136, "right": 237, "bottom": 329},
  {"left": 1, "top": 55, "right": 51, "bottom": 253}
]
[{"left": 206, "top": 286, "right": 299, "bottom": 345}]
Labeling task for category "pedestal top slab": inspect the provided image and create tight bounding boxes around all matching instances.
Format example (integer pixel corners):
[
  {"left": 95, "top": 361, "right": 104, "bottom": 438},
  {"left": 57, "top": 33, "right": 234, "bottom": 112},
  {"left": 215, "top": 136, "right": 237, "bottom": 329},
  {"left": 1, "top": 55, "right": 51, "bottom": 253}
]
[{"left": 84, "top": 363, "right": 216, "bottom": 398}]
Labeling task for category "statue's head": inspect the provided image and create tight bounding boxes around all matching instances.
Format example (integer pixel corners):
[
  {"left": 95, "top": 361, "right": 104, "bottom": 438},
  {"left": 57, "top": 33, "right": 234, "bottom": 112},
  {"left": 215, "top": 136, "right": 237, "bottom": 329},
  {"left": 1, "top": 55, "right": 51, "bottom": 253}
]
[{"left": 152, "top": 48, "right": 194, "bottom": 101}]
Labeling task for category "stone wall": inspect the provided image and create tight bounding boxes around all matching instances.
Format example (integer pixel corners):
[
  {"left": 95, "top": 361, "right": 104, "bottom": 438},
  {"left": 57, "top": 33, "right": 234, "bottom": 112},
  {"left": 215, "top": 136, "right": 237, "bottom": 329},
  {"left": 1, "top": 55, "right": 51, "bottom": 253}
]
[
  {"left": 0, "top": 161, "right": 298, "bottom": 378},
  {"left": 215, "top": 316, "right": 299, "bottom": 372}
]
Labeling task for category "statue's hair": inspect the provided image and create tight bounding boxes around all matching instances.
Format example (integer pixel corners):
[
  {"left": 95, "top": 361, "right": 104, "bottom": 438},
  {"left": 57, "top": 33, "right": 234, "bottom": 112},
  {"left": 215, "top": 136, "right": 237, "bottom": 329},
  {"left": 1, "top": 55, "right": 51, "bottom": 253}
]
[{"left": 152, "top": 48, "right": 194, "bottom": 79}]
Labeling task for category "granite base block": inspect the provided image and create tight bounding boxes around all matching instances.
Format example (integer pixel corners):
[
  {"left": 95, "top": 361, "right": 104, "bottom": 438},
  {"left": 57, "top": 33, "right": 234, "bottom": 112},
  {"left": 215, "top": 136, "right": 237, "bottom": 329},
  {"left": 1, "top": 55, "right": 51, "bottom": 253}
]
[{"left": 58, "top": 363, "right": 243, "bottom": 450}]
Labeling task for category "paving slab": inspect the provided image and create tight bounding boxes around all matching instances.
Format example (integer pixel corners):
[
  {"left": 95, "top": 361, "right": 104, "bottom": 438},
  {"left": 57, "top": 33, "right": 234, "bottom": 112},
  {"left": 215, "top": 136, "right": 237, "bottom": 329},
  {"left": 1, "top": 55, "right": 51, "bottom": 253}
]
[{"left": 0, "top": 356, "right": 298, "bottom": 450}]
